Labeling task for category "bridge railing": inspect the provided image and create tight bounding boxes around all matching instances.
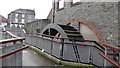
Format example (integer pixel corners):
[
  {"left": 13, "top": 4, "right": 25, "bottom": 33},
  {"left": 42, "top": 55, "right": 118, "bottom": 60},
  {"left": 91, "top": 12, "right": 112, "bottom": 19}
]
[
  {"left": 0, "top": 30, "right": 27, "bottom": 67},
  {"left": 99, "top": 44, "right": 120, "bottom": 67},
  {"left": 24, "top": 33, "right": 120, "bottom": 67},
  {"left": 4, "top": 27, "right": 25, "bottom": 37}
]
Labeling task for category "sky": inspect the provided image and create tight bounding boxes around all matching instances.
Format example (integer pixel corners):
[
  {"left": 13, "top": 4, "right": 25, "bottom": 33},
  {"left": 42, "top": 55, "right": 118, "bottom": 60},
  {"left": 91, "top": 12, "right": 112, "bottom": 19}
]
[
  {"left": 0, "top": 0, "right": 53, "bottom": 19},
  {"left": 0, "top": 0, "right": 118, "bottom": 19}
]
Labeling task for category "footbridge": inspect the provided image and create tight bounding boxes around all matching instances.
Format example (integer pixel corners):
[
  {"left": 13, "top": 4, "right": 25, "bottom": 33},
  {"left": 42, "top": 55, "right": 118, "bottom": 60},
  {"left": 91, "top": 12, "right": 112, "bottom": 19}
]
[
  {"left": 0, "top": 24, "right": 120, "bottom": 67},
  {"left": 0, "top": 29, "right": 27, "bottom": 67}
]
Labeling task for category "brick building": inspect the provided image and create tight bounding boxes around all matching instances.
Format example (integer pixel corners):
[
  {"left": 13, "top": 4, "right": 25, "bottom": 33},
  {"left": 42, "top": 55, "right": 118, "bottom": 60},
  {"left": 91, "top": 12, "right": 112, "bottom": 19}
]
[
  {"left": 0, "top": 15, "right": 7, "bottom": 28},
  {"left": 8, "top": 9, "right": 35, "bottom": 28}
]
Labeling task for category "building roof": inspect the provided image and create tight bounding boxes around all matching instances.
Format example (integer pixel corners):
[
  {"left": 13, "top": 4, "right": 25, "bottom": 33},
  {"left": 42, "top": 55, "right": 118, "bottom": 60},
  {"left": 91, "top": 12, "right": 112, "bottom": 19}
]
[
  {"left": 26, "top": 19, "right": 51, "bottom": 24},
  {"left": 10, "top": 8, "right": 35, "bottom": 15},
  {"left": 0, "top": 15, "right": 7, "bottom": 23},
  {"left": 47, "top": 9, "right": 52, "bottom": 19},
  {"left": 0, "top": 15, "right": 5, "bottom": 18}
]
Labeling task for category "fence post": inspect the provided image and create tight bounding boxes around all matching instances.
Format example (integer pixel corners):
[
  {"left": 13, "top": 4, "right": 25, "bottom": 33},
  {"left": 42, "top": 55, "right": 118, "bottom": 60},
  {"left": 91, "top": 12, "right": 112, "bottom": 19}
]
[{"left": 60, "top": 38, "right": 64, "bottom": 60}]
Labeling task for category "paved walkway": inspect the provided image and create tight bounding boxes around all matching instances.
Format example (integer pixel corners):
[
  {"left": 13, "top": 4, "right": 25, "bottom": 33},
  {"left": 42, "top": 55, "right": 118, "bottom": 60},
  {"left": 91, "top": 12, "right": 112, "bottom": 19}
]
[
  {"left": 0, "top": 30, "right": 58, "bottom": 66},
  {"left": 23, "top": 48, "right": 57, "bottom": 66}
]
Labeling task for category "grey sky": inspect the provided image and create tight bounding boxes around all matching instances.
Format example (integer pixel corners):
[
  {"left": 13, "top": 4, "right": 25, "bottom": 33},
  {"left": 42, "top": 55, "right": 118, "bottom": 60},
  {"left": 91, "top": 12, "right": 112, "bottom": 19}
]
[
  {"left": 0, "top": 0, "right": 53, "bottom": 19},
  {"left": 0, "top": 0, "right": 119, "bottom": 19}
]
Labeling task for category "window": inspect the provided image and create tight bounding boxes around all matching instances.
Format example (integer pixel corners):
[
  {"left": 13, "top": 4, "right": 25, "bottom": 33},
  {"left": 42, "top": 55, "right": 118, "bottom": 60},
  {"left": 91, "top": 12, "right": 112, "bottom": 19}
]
[
  {"left": 19, "top": 25, "right": 22, "bottom": 28},
  {"left": 22, "top": 14, "right": 25, "bottom": 18},
  {"left": 15, "top": 24, "right": 17, "bottom": 27},
  {"left": 10, "top": 24, "right": 12, "bottom": 27},
  {"left": 21, "top": 19, "right": 24, "bottom": 23},
  {"left": 59, "top": 0, "right": 64, "bottom": 9},
  {"left": 73, "top": 0, "right": 80, "bottom": 3},
  {"left": 15, "top": 14, "right": 18, "bottom": 17},
  {"left": 15, "top": 18, "right": 18, "bottom": 23},
  {"left": 29, "top": 16, "right": 32, "bottom": 18}
]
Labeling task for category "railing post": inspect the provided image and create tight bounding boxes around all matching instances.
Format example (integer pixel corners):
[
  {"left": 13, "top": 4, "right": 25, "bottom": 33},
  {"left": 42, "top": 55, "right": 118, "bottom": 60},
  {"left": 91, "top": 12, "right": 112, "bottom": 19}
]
[
  {"left": 13, "top": 41, "right": 16, "bottom": 46},
  {"left": 60, "top": 38, "right": 64, "bottom": 60},
  {"left": 19, "top": 40, "right": 23, "bottom": 66},
  {"left": 35, "top": 34, "right": 37, "bottom": 47},
  {"left": 104, "top": 47, "right": 107, "bottom": 67},
  {"left": 30, "top": 34, "right": 32, "bottom": 45},
  {"left": 20, "top": 40, "right": 23, "bottom": 46},
  {"left": 13, "top": 41, "right": 17, "bottom": 66},
  {"left": 5, "top": 32, "right": 7, "bottom": 39},
  {"left": 78, "top": 22, "right": 81, "bottom": 31},
  {"left": 50, "top": 37, "right": 53, "bottom": 55},
  {"left": 89, "top": 42, "right": 93, "bottom": 64},
  {"left": 118, "top": 52, "right": 120, "bottom": 64},
  {"left": 0, "top": 44, "right": 2, "bottom": 68}
]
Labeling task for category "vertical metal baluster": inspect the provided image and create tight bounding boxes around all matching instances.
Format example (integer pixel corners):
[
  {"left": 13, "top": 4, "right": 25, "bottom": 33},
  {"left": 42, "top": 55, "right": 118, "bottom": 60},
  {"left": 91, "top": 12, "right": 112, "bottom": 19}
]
[
  {"left": 13, "top": 41, "right": 16, "bottom": 66},
  {"left": 119, "top": 52, "right": 120, "bottom": 64},
  {"left": 89, "top": 42, "right": 93, "bottom": 64},
  {"left": 60, "top": 39, "right": 64, "bottom": 60},
  {"left": 104, "top": 47, "right": 107, "bottom": 67},
  {"left": 31, "top": 34, "right": 32, "bottom": 45},
  {"left": 50, "top": 37, "right": 53, "bottom": 55}
]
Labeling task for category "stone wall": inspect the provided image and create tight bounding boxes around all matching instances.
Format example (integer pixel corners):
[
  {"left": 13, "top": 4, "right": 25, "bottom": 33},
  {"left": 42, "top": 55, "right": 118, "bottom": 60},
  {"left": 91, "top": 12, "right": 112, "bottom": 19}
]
[
  {"left": 24, "top": 19, "right": 50, "bottom": 33},
  {"left": 53, "top": 2, "right": 119, "bottom": 45}
]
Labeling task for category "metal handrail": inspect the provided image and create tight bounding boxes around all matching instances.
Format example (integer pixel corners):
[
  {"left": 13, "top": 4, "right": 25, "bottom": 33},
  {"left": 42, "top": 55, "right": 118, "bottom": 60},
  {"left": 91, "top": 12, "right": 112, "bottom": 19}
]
[
  {"left": 0, "top": 37, "right": 25, "bottom": 44},
  {"left": 6, "top": 31, "right": 19, "bottom": 38},
  {"left": 25, "top": 33, "right": 120, "bottom": 67},
  {"left": 0, "top": 31, "right": 26, "bottom": 58},
  {"left": 0, "top": 31, "right": 25, "bottom": 44},
  {"left": 0, "top": 46, "right": 29, "bottom": 59},
  {"left": 28, "top": 33, "right": 102, "bottom": 46},
  {"left": 27, "top": 33, "right": 105, "bottom": 52},
  {"left": 28, "top": 33, "right": 120, "bottom": 52},
  {"left": 102, "top": 44, "right": 120, "bottom": 52},
  {"left": 99, "top": 53, "right": 120, "bottom": 67}
]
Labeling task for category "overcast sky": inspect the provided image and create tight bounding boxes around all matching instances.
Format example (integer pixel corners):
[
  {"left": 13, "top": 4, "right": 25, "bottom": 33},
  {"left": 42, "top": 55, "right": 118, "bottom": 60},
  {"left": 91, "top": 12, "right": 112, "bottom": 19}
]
[
  {"left": 0, "top": 0, "right": 53, "bottom": 19},
  {"left": 0, "top": 0, "right": 119, "bottom": 19}
]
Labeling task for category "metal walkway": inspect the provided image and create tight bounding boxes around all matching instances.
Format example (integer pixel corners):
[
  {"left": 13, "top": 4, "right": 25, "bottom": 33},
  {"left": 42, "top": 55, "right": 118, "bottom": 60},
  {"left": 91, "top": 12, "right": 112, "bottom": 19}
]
[
  {"left": 0, "top": 27, "right": 120, "bottom": 67},
  {"left": 0, "top": 31, "right": 58, "bottom": 67},
  {"left": 23, "top": 48, "right": 57, "bottom": 66}
]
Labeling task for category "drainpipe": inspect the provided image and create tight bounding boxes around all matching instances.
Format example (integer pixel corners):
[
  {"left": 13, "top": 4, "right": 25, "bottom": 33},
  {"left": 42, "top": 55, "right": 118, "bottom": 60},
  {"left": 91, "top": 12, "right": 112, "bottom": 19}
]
[
  {"left": 52, "top": 0, "right": 55, "bottom": 23},
  {"left": 49, "top": 0, "right": 56, "bottom": 36},
  {"left": 78, "top": 22, "right": 81, "bottom": 31}
]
